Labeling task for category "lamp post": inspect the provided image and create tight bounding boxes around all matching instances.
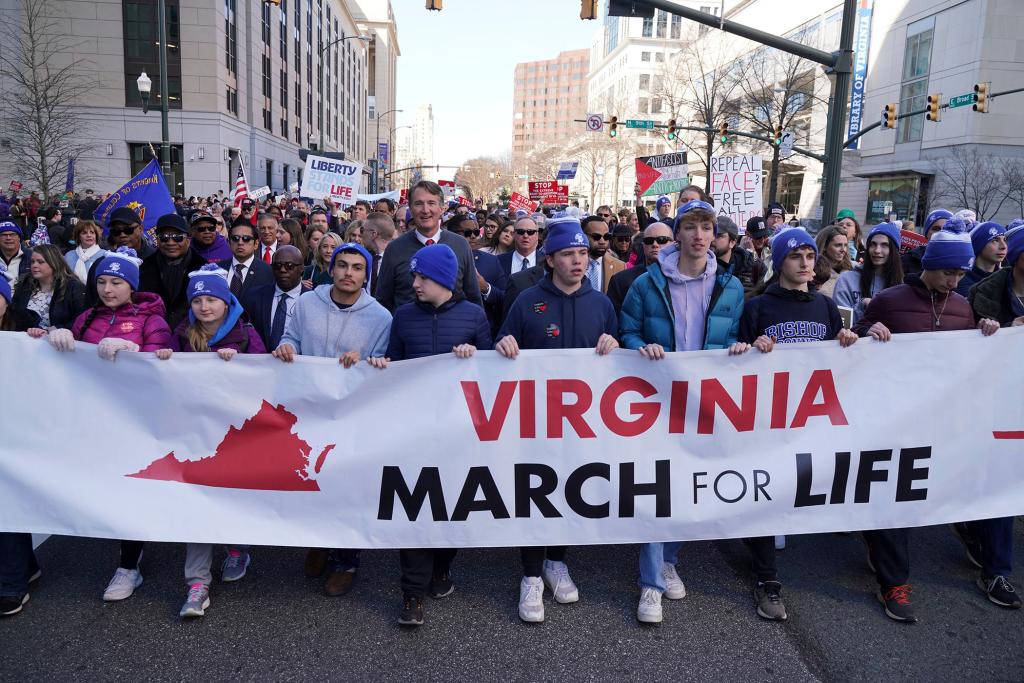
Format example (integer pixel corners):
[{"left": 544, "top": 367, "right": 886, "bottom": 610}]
[
  {"left": 318, "top": 34, "right": 371, "bottom": 154},
  {"left": 137, "top": 72, "right": 152, "bottom": 114},
  {"left": 135, "top": 0, "right": 172, "bottom": 189},
  {"left": 374, "top": 108, "right": 402, "bottom": 192}
]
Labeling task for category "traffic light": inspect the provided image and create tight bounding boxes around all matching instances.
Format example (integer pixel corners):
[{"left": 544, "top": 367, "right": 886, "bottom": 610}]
[
  {"left": 609, "top": 116, "right": 618, "bottom": 138},
  {"left": 580, "top": 0, "right": 598, "bottom": 20},
  {"left": 773, "top": 125, "right": 784, "bottom": 145},
  {"left": 882, "top": 103, "right": 898, "bottom": 129},
  {"left": 926, "top": 93, "right": 942, "bottom": 122},
  {"left": 973, "top": 82, "right": 990, "bottom": 113},
  {"left": 666, "top": 118, "right": 677, "bottom": 140},
  {"left": 718, "top": 121, "right": 729, "bottom": 143},
  {"left": 425, "top": 0, "right": 442, "bottom": 10}
]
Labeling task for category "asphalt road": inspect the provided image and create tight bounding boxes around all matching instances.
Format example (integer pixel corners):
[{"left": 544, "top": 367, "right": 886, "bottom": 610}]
[{"left": 2, "top": 523, "right": 1022, "bottom": 682}]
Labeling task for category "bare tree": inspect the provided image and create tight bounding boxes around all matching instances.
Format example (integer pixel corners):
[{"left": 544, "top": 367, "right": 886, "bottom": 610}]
[
  {"left": 0, "top": 0, "right": 94, "bottom": 200},
  {"left": 932, "top": 146, "right": 1009, "bottom": 220},
  {"left": 1000, "top": 158, "right": 1024, "bottom": 218},
  {"left": 570, "top": 136, "right": 614, "bottom": 211},
  {"left": 455, "top": 156, "right": 509, "bottom": 204}
]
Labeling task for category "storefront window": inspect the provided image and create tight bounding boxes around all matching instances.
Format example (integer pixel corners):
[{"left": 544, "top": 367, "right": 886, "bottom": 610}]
[{"left": 866, "top": 176, "right": 920, "bottom": 224}]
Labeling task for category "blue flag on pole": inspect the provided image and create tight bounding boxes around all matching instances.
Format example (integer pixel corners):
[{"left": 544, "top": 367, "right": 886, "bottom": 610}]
[{"left": 93, "top": 159, "right": 175, "bottom": 241}]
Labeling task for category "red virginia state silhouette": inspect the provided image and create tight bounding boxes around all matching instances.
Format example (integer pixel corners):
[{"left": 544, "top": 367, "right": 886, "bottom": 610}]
[{"left": 127, "top": 401, "right": 334, "bottom": 491}]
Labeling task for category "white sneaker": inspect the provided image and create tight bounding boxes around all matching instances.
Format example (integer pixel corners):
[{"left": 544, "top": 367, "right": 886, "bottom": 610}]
[
  {"left": 775, "top": 535, "right": 786, "bottom": 550},
  {"left": 637, "top": 587, "right": 663, "bottom": 623},
  {"left": 542, "top": 560, "right": 579, "bottom": 604},
  {"left": 518, "top": 576, "right": 545, "bottom": 623},
  {"left": 103, "top": 568, "right": 143, "bottom": 602},
  {"left": 662, "top": 562, "right": 687, "bottom": 600}
]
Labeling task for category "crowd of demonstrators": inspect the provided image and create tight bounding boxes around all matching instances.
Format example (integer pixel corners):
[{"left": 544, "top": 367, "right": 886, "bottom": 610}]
[{"left": 2, "top": 180, "right": 1022, "bottom": 627}]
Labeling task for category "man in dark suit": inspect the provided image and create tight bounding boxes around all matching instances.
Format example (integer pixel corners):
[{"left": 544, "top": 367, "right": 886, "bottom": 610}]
[
  {"left": 502, "top": 262, "right": 545, "bottom": 321},
  {"left": 218, "top": 219, "right": 274, "bottom": 300},
  {"left": 606, "top": 222, "right": 674, "bottom": 314},
  {"left": 496, "top": 216, "right": 542, "bottom": 279},
  {"left": 450, "top": 214, "right": 508, "bottom": 335},
  {"left": 139, "top": 213, "right": 208, "bottom": 329},
  {"left": 241, "top": 245, "right": 309, "bottom": 351}
]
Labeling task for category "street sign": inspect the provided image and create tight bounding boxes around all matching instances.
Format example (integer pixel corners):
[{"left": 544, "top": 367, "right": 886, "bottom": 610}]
[
  {"left": 516, "top": 174, "right": 529, "bottom": 180},
  {"left": 779, "top": 131, "right": 796, "bottom": 157},
  {"left": 634, "top": 152, "right": 689, "bottom": 196},
  {"left": 948, "top": 93, "right": 974, "bottom": 109},
  {"left": 626, "top": 119, "right": 655, "bottom": 129},
  {"left": 586, "top": 113, "right": 604, "bottom": 132},
  {"left": 528, "top": 181, "right": 569, "bottom": 205},
  {"left": 556, "top": 161, "right": 579, "bottom": 180}
]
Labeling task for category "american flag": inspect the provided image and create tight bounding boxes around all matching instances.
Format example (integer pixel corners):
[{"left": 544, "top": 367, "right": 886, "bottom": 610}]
[{"left": 233, "top": 159, "right": 249, "bottom": 206}]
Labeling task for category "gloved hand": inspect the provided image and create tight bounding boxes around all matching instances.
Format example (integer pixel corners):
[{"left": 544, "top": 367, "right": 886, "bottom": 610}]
[
  {"left": 48, "top": 328, "right": 75, "bottom": 352},
  {"left": 97, "top": 337, "right": 140, "bottom": 361}
]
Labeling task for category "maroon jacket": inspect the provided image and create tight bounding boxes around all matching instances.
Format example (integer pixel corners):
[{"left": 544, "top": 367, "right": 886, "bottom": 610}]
[{"left": 854, "top": 274, "right": 975, "bottom": 335}]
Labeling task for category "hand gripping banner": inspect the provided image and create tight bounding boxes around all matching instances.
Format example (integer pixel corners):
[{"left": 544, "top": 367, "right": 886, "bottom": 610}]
[{"left": 1, "top": 329, "right": 1022, "bottom": 548}]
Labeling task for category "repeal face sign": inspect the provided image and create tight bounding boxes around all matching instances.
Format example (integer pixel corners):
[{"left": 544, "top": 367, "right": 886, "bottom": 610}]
[
  {"left": 709, "top": 155, "right": 763, "bottom": 229},
  {"left": 528, "top": 181, "right": 568, "bottom": 204},
  {"left": 300, "top": 155, "right": 364, "bottom": 206}
]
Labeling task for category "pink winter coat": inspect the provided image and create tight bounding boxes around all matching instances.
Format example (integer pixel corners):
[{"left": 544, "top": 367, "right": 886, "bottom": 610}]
[{"left": 71, "top": 292, "right": 173, "bottom": 351}]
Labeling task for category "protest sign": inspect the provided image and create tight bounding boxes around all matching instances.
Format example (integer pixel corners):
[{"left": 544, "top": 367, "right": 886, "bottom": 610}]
[
  {"left": 438, "top": 180, "right": 456, "bottom": 198},
  {"left": 508, "top": 192, "right": 537, "bottom": 213},
  {"left": 250, "top": 186, "right": 272, "bottom": 200},
  {"left": 300, "top": 155, "right": 364, "bottom": 206},
  {"left": 9, "top": 181, "right": 23, "bottom": 194},
  {"left": 528, "top": 181, "right": 568, "bottom": 204},
  {"left": 709, "top": 155, "right": 763, "bottom": 228},
  {"left": 3, "top": 329, "right": 1023, "bottom": 548},
  {"left": 457, "top": 196, "right": 474, "bottom": 207},
  {"left": 635, "top": 152, "right": 688, "bottom": 196},
  {"left": 900, "top": 230, "right": 928, "bottom": 254}
]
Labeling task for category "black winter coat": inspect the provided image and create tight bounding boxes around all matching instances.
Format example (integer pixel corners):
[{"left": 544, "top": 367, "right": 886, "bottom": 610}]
[{"left": 10, "top": 276, "right": 87, "bottom": 330}]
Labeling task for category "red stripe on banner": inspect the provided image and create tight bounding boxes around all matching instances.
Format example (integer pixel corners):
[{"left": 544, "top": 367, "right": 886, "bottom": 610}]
[{"left": 993, "top": 431, "right": 1024, "bottom": 439}]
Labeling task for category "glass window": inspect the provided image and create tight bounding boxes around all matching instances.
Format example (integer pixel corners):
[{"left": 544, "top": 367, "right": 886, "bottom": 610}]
[
  {"left": 897, "top": 20, "right": 934, "bottom": 144},
  {"left": 651, "top": 97, "right": 662, "bottom": 114},
  {"left": 639, "top": 73, "right": 650, "bottom": 91},
  {"left": 656, "top": 10, "right": 667, "bottom": 38},
  {"left": 124, "top": 0, "right": 182, "bottom": 108},
  {"left": 641, "top": 51, "right": 650, "bottom": 62},
  {"left": 671, "top": 15, "right": 681, "bottom": 39},
  {"left": 866, "top": 176, "right": 921, "bottom": 224},
  {"left": 130, "top": 143, "right": 183, "bottom": 194},
  {"left": 642, "top": 16, "right": 653, "bottom": 38}
]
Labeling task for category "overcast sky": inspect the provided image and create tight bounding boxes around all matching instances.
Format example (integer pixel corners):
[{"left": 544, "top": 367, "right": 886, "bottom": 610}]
[{"left": 393, "top": 0, "right": 599, "bottom": 167}]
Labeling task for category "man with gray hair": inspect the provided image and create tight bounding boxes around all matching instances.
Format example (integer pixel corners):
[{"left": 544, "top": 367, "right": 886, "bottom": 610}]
[
  {"left": 362, "top": 211, "right": 396, "bottom": 296},
  {"left": 606, "top": 222, "right": 674, "bottom": 314},
  {"left": 497, "top": 216, "right": 541, "bottom": 278}
]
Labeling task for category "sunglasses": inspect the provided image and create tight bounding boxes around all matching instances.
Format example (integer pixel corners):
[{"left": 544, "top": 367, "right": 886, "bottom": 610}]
[
  {"left": 589, "top": 233, "right": 610, "bottom": 241},
  {"left": 461, "top": 229, "right": 481, "bottom": 238},
  {"left": 108, "top": 226, "right": 136, "bottom": 237},
  {"left": 515, "top": 229, "right": 538, "bottom": 236},
  {"left": 157, "top": 233, "right": 187, "bottom": 243},
  {"left": 642, "top": 236, "right": 672, "bottom": 246},
  {"left": 230, "top": 235, "right": 256, "bottom": 243},
  {"left": 192, "top": 225, "right": 217, "bottom": 233},
  {"left": 598, "top": 213, "right": 612, "bottom": 218},
  {"left": 271, "top": 262, "right": 302, "bottom": 271}
]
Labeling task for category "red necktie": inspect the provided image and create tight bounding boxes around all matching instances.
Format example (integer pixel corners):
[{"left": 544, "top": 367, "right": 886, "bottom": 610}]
[
  {"left": 425, "top": 239, "right": 435, "bottom": 246},
  {"left": 263, "top": 246, "right": 271, "bottom": 263}
]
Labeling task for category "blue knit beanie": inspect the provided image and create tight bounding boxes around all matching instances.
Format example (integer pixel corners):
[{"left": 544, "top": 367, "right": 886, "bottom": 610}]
[
  {"left": 656, "top": 195, "right": 671, "bottom": 209},
  {"left": 0, "top": 263, "right": 11, "bottom": 304},
  {"left": 409, "top": 243, "right": 458, "bottom": 291},
  {"left": 1006, "top": 225, "right": 1024, "bottom": 268},
  {"left": 771, "top": 227, "right": 817, "bottom": 273},
  {"left": 923, "top": 209, "right": 953, "bottom": 234},
  {"left": 0, "top": 220, "right": 22, "bottom": 238},
  {"left": 672, "top": 200, "right": 717, "bottom": 236},
  {"left": 96, "top": 246, "right": 142, "bottom": 290},
  {"left": 866, "top": 222, "right": 902, "bottom": 250},
  {"left": 542, "top": 214, "right": 588, "bottom": 253},
  {"left": 969, "top": 221, "right": 1006, "bottom": 256},
  {"left": 187, "top": 263, "right": 232, "bottom": 305},
  {"left": 329, "top": 241, "right": 374, "bottom": 290},
  {"left": 921, "top": 229, "right": 975, "bottom": 271}
]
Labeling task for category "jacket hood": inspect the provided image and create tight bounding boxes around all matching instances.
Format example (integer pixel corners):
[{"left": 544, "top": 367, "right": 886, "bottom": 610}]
[
  {"left": 658, "top": 244, "right": 717, "bottom": 285},
  {"left": 183, "top": 293, "right": 245, "bottom": 346},
  {"left": 537, "top": 273, "right": 596, "bottom": 299},
  {"left": 312, "top": 284, "right": 377, "bottom": 311}
]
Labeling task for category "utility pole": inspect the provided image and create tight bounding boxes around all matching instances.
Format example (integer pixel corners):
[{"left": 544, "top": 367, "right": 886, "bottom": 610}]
[{"left": 157, "top": 0, "right": 172, "bottom": 190}]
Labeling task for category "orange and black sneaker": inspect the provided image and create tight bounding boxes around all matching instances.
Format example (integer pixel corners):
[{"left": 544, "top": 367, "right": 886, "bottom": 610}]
[{"left": 878, "top": 584, "right": 917, "bottom": 623}]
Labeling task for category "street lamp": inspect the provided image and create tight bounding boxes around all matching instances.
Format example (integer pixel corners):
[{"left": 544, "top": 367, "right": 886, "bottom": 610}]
[
  {"left": 374, "top": 108, "right": 403, "bottom": 191},
  {"left": 137, "top": 72, "right": 152, "bottom": 114},
  {"left": 318, "top": 34, "right": 371, "bottom": 154}
]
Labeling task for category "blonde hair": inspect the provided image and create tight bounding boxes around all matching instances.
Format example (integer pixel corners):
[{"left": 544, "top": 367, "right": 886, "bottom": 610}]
[{"left": 186, "top": 324, "right": 215, "bottom": 352}]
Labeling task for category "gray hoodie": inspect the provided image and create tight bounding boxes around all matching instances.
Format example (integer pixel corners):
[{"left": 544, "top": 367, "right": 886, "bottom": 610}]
[{"left": 279, "top": 285, "right": 392, "bottom": 358}]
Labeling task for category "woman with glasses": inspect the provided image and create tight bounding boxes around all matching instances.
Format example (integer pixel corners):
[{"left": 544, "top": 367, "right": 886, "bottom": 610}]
[
  {"left": 482, "top": 215, "right": 503, "bottom": 242},
  {"left": 482, "top": 218, "right": 514, "bottom": 256},
  {"left": 302, "top": 231, "right": 341, "bottom": 289}
]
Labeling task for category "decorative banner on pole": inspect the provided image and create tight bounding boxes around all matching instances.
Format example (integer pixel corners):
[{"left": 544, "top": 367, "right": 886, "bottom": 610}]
[
  {"left": 845, "top": 0, "right": 875, "bottom": 150},
  {"left": 377, "top": 142, "right": 389, "bottom": 164},
  {"left": 300, "top": 155, "right": 365, "bottom": 206},
  {"left": 709, "top": 155, "right": 763, "bottom": 230},
  {"left": 2, "top": 330, "right": 1023, "bottom": 548},
  {"left": 528, "top": 181, "right": 569, "bottom": 204},
  {"left": 635, "top": 152, "right": 689, "bottom": 196}
]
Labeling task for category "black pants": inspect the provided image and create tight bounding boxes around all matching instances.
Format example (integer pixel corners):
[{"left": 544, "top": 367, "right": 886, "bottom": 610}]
[
  {"left": 863, "top": 528, "right": 910, "bottom": 590},
  {"left": 399, "top": 548, "right": 457, "bottom": 599},
  {"left": 743, "top": 536, "right": 777, "bottom": 582},
  {"left": 520, "top": 546, "right": 567, "bottom": 577},
  {"left": 0, "top": 533, "right": 39, "bottom": 598},
  {"left": 327, "top": 549, "right": 361, "bottom": 572},
  {"left": 119, "top": 541, "right": 144, "bottom": 570}
]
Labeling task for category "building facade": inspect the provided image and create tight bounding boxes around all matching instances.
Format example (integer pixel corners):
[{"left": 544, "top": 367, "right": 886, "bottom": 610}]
[
  {"left": 353, "top": 0, "right": 400, "bottom": 191},
  {"left": 0, "top": 0, "right": 384, "bottom": 198}
]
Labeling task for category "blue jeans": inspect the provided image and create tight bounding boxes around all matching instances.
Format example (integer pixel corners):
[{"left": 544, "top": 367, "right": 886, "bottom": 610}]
[
  {"left": 968, "top": 517, "right": 1014, "bottom": 577},
  {"left": 639, "top": 542, "right": 682, "bottom": 591},
  {"left": 0, "top": 532, "right": 38, "bottom": 598}
]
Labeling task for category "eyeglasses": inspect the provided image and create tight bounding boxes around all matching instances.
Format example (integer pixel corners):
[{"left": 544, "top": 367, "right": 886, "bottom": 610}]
[
  {"left": 515, "top": 229, "right": 538, "bottom": 236},
  {"left": 157, "top": 233, "right": 187, "bottom": 243},
  {"left": 271, "top": 262, "right": 302, "bottom": 271},
  {"left": 589, "top": 233, "right": 610, "bottom": 241},
  {"left": 192, "top": 225, "right": 217, "bottom": 233},
  {"left": 108, "top": 226, "right": 136, "bottom": 237},
  {"left": 642, "top": 236, "right": 672, "bottom": 246},
  {"left": 484, "top": 223, "right": 499, "bottom": 229},
  {"left": 230, "top": 235, "right": 256, "bottom": 243},
  {"left": 461, "top": 229, "right": 481, "bottom": 238}
]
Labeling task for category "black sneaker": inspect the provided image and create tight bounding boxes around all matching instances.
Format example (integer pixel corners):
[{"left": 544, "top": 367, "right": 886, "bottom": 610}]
[
  {"left": 877, "top": 584, "right": 917, "bottom": 622},
  {"left": 753, "top": 581, "right": 788, "bottom": 621},
  {"left": 950, "top": 523, "right": 983, "bottom": 569},
  {"left": 398, "top": 595, "right": 424, "bottom": 626},
  {"left": 977, "top": 575, "right": 1023, "bottom": 609},
  {"left": 430, "top": 571, "right": 455, "bottom": 599},
  {"left": 0, "top": 594, "right": 29, "bottom": 617}
]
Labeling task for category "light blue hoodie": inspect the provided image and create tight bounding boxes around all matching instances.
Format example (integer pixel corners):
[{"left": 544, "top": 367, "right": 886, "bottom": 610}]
[{"left": 279, "top": 284, "right": 392, "bottom": 358}]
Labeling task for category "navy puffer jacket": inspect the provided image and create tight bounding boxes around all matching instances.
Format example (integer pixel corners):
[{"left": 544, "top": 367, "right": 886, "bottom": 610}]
[{"left": 385, "top": 298, "right": 492, "bottom": 360}]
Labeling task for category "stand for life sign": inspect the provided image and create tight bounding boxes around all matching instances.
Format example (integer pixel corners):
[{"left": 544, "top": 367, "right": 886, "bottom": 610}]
[
  {"left": 300, "top": 155, "right": 364, "bottom": 206},
  {"left": 709, "top": 155, "right": 763, "bottom": 230}
]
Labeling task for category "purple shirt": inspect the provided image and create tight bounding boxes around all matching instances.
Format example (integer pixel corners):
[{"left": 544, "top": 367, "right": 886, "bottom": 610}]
[{"left": 657, "top": 245, "right": 717, "bottom": 352}]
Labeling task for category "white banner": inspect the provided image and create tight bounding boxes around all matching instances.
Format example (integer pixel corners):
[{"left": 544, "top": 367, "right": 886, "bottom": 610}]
[
  {"left": 2, "top": 330, "right": 1023, "bottom": 548},
  {"left": 300, "top": 155, "right": 364, "bottom": 206},
  {"left": 710, "top": 154, "right": 763, "bottom": 231},
  {"left": 357, "top": 190, "right": 400, "bottom": 203}
]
